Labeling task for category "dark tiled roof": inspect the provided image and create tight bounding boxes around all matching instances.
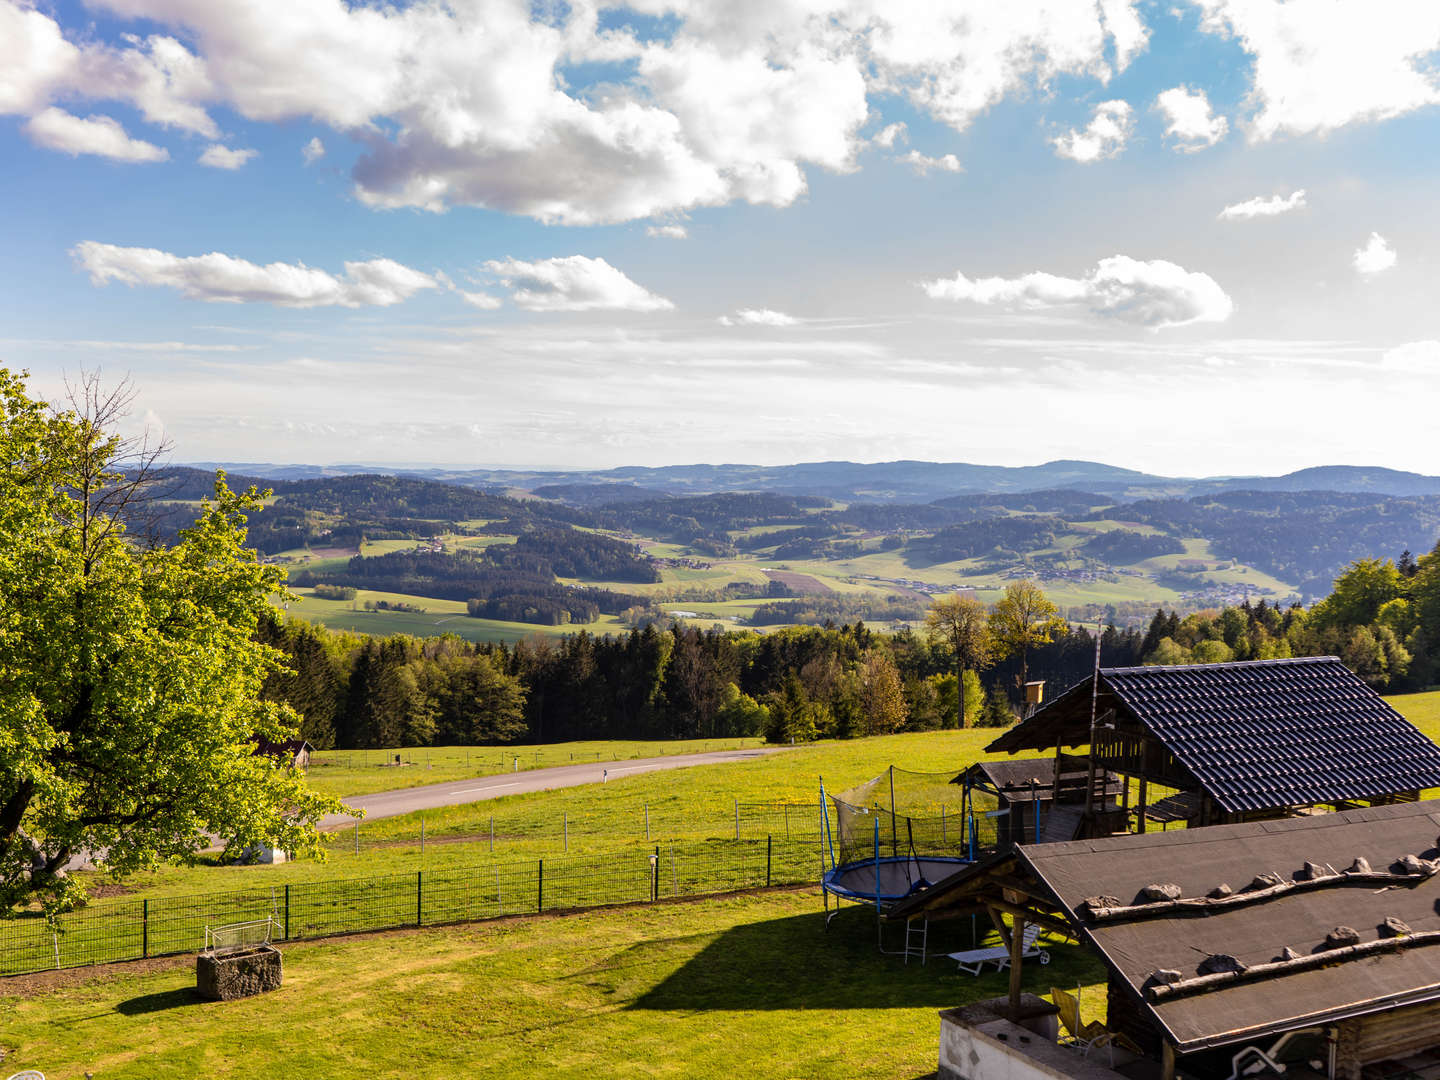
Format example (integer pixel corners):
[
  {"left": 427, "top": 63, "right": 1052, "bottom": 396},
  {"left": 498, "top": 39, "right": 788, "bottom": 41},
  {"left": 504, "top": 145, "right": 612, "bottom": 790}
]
[{"left": 1103, "top": 657, "right": 1440, "bottom": 812}]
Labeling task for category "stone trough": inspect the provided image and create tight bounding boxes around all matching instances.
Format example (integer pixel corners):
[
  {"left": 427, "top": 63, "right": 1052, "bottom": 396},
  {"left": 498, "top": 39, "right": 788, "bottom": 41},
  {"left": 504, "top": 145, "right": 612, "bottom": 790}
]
[{"left": 196, "top": 944, "right": 283, "bottom": 1001}]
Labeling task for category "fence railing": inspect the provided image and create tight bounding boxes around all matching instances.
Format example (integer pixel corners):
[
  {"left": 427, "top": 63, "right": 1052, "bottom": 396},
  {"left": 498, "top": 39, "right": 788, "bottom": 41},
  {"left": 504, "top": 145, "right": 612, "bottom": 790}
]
[
  {"left": 325, "top": 800, "right": 823, "bottom": 855},
  {"left": 0, "top": 838, "right": 820, "bottom": 978}
]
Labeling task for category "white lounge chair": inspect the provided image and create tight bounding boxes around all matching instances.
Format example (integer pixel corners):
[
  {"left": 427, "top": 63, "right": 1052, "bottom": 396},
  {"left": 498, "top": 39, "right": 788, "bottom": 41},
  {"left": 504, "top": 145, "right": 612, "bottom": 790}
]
[{"left": 947, "top": 922, "right": 1049, "bottom": 976}]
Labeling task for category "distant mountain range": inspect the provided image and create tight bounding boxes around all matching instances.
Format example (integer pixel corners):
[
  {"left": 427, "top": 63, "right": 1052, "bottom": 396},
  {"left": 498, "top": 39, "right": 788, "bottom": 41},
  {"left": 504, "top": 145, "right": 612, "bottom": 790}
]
[{"left": 185, "top": 459, "right": 1440, "bottom": 504}]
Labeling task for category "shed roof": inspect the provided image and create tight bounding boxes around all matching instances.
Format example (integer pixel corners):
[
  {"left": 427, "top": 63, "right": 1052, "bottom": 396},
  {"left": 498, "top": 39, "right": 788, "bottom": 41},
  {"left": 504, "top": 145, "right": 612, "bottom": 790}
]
[
  {"left": 891, "top": 800, "right": 1440, "bottom": 1054},
  {"left": 984, "top": 656, "right": 1440, "bottom": 813},
  {"left": 1026, "top": 800, "right": 1440, "bottom": 1052}
]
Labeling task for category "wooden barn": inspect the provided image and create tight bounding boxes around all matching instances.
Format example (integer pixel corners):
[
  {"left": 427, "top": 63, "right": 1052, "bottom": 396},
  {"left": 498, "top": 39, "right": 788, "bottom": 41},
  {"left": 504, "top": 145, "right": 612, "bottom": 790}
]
[
  {"left": 956, "top": 758, "right": 1124, "bottom": 847},
  {"left": 897, "top": 799, "right": 1440, "bottom": 1080},
  {"left": 983, "top": 656, "right": 1440, "bottom": 838},
  {"left": 250, "top": 735, "right": 312, "bottom": 770}
]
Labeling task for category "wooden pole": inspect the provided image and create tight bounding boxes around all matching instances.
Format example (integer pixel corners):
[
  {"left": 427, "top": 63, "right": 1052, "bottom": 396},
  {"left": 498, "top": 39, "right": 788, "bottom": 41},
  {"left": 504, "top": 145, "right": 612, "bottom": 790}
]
[
  {"left": 1008, "top": 914, "right": 1025, "bottom": 1019},
  {"left": 1137, "top": 775, "right": 1148, "bottom": 835},
  {"left": 1161, "top": 1041, "right": 1176, "bottom": 1080}
]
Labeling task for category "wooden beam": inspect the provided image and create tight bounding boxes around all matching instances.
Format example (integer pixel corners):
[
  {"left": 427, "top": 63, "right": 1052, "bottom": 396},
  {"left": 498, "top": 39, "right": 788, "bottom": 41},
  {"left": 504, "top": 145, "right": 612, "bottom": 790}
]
[
  {"left": 1137, "top": 775, "right": 1148, "bottom": 835},
  {"left": 985, "top": 898, "right": 1075, "bottom": 938},
  {"left": 1008, "top": 912, "right": 1025, "bottom": 1020},
  {"left": 1161, "top": 1041, "right": 1176, "bottom": 1080},
  {"left": 986, "top": 904, "right": 1013, "bottom": 950}
]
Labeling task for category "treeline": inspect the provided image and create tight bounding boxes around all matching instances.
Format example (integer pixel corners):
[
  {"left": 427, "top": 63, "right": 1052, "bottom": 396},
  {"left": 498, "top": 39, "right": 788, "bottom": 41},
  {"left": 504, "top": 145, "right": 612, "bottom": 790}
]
[
  {"left": 909, "top": 516, "right": 1065, "bottom": 564},
  {"left": 258, "top": 607, "right": 1151, "bottom": 749},
  {"left": 1079, "top": 529, "right": 1184, "bottom": 564},
  {"left": 1133, "top": 540, "right": 1440, "bottom": 690}
]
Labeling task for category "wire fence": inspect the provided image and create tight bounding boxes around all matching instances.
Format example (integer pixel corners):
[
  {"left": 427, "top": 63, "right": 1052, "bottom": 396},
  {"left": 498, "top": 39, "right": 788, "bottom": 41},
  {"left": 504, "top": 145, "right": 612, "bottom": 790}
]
[
  {"left": 324, "top": 800, "right": 825, "bottom": 855},
  {"left": 0, "top": 838, "right": 821, "bottom": 978}
]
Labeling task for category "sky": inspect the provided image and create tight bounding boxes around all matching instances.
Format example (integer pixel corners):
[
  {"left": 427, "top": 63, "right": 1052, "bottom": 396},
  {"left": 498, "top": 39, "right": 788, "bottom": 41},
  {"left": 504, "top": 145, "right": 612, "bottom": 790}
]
[{"left": 3, "top": 0, "right": 1440, "bottom": 477}]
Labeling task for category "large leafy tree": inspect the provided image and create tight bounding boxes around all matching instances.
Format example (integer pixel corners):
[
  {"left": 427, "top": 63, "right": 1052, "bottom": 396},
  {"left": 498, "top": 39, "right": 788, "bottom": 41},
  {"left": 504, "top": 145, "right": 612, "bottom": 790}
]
[
  {"left": 0, "top": 371, "right": 340, "bottom": 914},
  {"left": 988, "top": 579, "right": 1066, "bottom": 697},
  {"left": 924, "top": 593, "right": 992, "bottom": 728}
]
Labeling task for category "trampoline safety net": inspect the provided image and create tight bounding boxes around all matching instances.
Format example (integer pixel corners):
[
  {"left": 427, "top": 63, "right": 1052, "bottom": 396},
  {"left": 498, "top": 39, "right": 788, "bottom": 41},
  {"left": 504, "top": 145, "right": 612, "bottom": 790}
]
[{"left": 827, "top": 766, "right": 999, "bottom": 870}]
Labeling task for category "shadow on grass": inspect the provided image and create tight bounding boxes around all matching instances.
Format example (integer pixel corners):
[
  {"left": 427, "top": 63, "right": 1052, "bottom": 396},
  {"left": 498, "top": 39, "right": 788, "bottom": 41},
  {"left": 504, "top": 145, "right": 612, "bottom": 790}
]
[
  {"left": 116, "top": 987, "right": 203, "bottom": 1015},
  {"left": 630, "top": 905, "right": 1106, "bottom": 1011}
]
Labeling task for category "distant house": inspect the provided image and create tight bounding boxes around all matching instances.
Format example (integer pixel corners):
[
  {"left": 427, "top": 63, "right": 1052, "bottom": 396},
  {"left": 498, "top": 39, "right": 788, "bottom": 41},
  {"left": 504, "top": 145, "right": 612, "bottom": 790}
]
[
  {"left": 250, "top": 735, "right": 312, "bottom": 769},
  {"left": 901, "top": 799, "right": 1440, "bottom": 1080}
]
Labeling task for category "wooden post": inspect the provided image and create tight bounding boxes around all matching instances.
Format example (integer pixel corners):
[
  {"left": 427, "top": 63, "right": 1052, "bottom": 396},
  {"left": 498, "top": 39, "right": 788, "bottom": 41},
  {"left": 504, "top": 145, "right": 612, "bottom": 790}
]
[
  {"left": 1161, "top": 1040, "right": 1176, "bottom": 1080},
  {"left": 1008, "top": 914, "right": 1025, "bottom": 1019},
  {"left": 1137, "top": 776, "right": 1149, "bottom": 835}
]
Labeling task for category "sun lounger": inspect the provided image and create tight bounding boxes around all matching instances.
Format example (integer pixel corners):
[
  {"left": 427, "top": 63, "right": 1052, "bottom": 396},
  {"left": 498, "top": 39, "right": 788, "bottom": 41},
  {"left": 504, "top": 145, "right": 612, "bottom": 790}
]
[{"left": 947, "top": 923, "right": 1049, "bottom": 975}]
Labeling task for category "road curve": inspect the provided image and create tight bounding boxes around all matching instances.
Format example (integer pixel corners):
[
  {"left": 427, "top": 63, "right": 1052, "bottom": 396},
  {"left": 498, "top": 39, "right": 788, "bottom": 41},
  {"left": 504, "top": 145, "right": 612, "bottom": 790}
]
[{"left": 320, "top": 746, "right": 786, "bottom": 830}]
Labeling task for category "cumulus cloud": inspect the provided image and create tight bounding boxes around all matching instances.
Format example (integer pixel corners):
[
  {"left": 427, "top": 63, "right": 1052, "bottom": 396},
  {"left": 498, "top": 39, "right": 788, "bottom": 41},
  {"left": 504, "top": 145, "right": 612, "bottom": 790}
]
[
  {"left": 871, "top": 121, "right": 907, "bottom": 148},
  {"left": 1052, "top": 100, "right": 1133, "bottom": 162},
  {"left": 1156, "top": 86, "right": 1227, "bottom": 151},
  {"left": 922, "top": 255, "right": 1233, "bottom": 329},
  {"left": 6, "top": 0, "right": 1150, "bottom": 223},
  {"left": 1196, "top": 0, "right": 1440, "bottom": 139},
  {"left": 1353, "top": 232, "right": 1397, "bottom": 276},
  {"left": 23, "top": 106, "right": 167, "bottom": 161},
  {"left": 302, "top": 136, "right": 325, "bottom": 164},
  {"left": 646, "top": 224, "right": 689, "bottom": 240},
  {"left": 198, "top": 144, "right": 256, "bottom": 169},
  {"left": 896, "top": 149, "right": 962, "bottom": 175},
  {"left": 719, "top": 308, "right": 798, "bottom": 327},
  {"left": 482, "top": 256, "right": 673, "bottom": 312},
  {"left": 1382, "top": 341, "right": 1440, "bottom": 373},
  {"left": 1218, "top": 189, "right": 1307, "bottom": 220},
  {"left": 72, "top": 241, "right": 439, "bottom": 307}
]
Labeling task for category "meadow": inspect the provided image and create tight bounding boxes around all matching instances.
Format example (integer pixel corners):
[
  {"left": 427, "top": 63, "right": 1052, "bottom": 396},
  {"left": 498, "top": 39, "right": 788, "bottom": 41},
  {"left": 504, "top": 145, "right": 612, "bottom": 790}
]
[{"left": 0, "top": 889, "right": 1108, "bottom": 1080}]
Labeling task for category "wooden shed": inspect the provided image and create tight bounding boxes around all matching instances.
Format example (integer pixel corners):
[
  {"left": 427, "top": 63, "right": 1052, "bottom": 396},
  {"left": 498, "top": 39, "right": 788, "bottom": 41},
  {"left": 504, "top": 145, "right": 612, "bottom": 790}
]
[{"left": 984, "top": 656, "right": 1440, "bottom": 837}]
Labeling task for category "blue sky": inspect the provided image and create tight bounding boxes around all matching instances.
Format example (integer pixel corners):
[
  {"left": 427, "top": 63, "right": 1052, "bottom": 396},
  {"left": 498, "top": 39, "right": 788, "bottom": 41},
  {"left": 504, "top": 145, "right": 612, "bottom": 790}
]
[{"left": 3, "top": 0, "right": 1440, "bottom": 475}]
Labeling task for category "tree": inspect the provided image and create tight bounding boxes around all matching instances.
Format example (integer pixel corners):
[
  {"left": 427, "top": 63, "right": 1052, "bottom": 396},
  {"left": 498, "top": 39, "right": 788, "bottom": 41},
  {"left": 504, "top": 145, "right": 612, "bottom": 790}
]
[
  {"left": 924, "top": 593, "right": 993, "bottom": 728},
  {"left": 0, "top": 371, "right": 340, "bottom": 914},
  {"left": 988, "top": 580, "right": 1066, "bottom": 696},
  {"left": 857, "top": 650, "right": 908, "bottom": 735}
]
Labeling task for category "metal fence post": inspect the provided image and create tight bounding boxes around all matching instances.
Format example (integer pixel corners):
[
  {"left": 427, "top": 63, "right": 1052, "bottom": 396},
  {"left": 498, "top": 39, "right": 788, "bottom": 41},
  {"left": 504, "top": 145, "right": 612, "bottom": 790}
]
[
  {"left": 734, "top": 798, "right": 739, "bottom": 840},
  {"left": 417, "top": 871, "right": 423, "bottom": 927},
  {"left": 652, "top": 845, "right": 660, "bottom": 902},
  {"left": 489, "top": 815, "right": 494, "bottom": 853},
  {"left": 645, "top": 803, "right": 650, "bottom": 842},
  {"left": 142, "top": 899, "right": 149, "bottom": 959},
  {"left": 284, "top": 884, "right": 290, "bottom": 941},
  {"left": 537, "top": 859, "right": 544, "bottom": 913},
  {"left": 421, "top": 816, "right": 425, "bottom": 855},
  {"left": 563, "top": 811, "right": 568, "bottom": 853},
  {"left": 766, "top": 835, "right": 772, "bottom": 888}
]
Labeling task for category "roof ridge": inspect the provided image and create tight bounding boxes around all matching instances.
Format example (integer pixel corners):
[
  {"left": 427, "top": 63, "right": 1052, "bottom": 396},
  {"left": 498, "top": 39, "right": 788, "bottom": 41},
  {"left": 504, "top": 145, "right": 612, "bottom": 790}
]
[{"left": 1099, "top": 655, "right": 1341, "bottom": 676}]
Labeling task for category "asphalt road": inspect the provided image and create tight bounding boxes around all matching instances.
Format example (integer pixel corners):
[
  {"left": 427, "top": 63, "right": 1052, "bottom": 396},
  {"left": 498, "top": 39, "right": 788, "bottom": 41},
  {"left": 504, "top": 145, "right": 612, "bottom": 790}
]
[{"left": 319, "top": 746, "right": 785, "bottom": 830}]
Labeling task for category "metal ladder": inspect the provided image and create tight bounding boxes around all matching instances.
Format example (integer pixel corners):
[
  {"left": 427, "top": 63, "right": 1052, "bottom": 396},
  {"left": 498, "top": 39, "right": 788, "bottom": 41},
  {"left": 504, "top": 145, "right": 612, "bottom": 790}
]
[{"left": 904, "top": 916, "right": 929, "bottom": 964}]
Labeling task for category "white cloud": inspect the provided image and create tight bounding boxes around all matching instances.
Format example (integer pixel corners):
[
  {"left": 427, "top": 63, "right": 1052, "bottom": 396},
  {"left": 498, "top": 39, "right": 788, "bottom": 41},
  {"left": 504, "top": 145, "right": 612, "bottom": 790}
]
[
  {"left": 1218, "top": 189, "right": 1307, "bottom": 220},
  {"left": 198, "top": 144, "right": 257, "bottom": 169},
  {"left": 896, "top": 149, "right": 963, "bottom": 175},
  {"left": 456, "top": 290, "right": 503, "bottom": 310},
  {"left": 72, "top": 241, "right": 440, "bottom": 307},
  {"left": 871, "top": 121, "right": 907, "bottom": 148},
  {"left": 1353, "top": 232, "right": 1397, "bottom": 276},
  {"left": 922, "top": 254, "right": 1233, "bottom": 329},
  {"left": 23, "top": 106, "right": 167, "bottom": 161},
  {"left": 646, "top": 225, "right": 689, "bottom": 240},
  {"left": 1155, "top": 86, "right": 1227, "bottom": 151},
  {"left": 1382, "top": 341, "right": 1440, "bottom": 373},
  {"left": 1196, "top": 0, "right": 1440, "bottom": 139},
  {"left": 1052, "top": 100, "right": 1133, "bottom": 162},
  {"left": 302, "top": 136, "right": 325, "bottom": 164},
  {"left": 482, "top": 256, "right": 673, "bottom": 312},
  {"left": 9, "top": 0, "right": 1148, "bottom": 223},
  {"left": 719, "top": 308, "right": 798, "bottom": 327}
]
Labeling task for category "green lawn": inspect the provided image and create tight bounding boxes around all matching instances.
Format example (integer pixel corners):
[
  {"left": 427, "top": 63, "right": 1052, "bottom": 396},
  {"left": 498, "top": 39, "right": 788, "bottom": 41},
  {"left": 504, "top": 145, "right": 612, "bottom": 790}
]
[
  {"left": 0, "top": 888, "right": 1107, "bottom": 1080},
  {"left": 306, "top": 738, "right": 769, "bottom": 797}
]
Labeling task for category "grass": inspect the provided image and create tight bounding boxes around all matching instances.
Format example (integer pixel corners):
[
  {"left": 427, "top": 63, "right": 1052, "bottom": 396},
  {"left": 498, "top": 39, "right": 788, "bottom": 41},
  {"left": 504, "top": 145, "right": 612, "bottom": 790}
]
[
  {"left": 305, "top": 738, "right": 769, "bottom": 797},
  {"left": 0, "top": 888, "right": 1107, "bottom": 1080},
  {"left": 62, "top": 688, "right": 1440, "bottom": 904}
]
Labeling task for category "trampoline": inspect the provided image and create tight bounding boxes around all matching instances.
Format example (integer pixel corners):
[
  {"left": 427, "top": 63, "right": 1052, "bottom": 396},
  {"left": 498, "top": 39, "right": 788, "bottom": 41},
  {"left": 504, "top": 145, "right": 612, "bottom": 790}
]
[{"left": 819, "top": 766, "right": 998, "bottom": 958}]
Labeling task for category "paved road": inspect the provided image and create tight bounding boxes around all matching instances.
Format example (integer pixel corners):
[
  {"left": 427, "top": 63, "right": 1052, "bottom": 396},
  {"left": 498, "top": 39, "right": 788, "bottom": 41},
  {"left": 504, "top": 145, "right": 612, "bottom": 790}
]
[{"left": 319, "top": 747, "right": 785, "bottom": 830}]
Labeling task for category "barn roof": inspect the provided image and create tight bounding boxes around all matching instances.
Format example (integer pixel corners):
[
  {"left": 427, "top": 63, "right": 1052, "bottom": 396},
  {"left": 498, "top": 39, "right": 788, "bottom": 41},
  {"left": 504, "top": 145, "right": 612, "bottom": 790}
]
[
  {"left": 891, "top": 800, "right": 1440, "bottom": 1053},
  {"left": 984, "top": 656, "right": 1440, "bottom": 813}
]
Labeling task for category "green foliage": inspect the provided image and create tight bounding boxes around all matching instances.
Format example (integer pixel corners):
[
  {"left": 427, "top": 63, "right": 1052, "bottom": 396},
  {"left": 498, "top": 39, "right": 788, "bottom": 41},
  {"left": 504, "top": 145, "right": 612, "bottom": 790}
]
[
  {"left": 312, "top": 583, "right": 357, "bottom": 601},
  {"left": 0, "top": 371, "right": 341, "bottom": 915}
]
